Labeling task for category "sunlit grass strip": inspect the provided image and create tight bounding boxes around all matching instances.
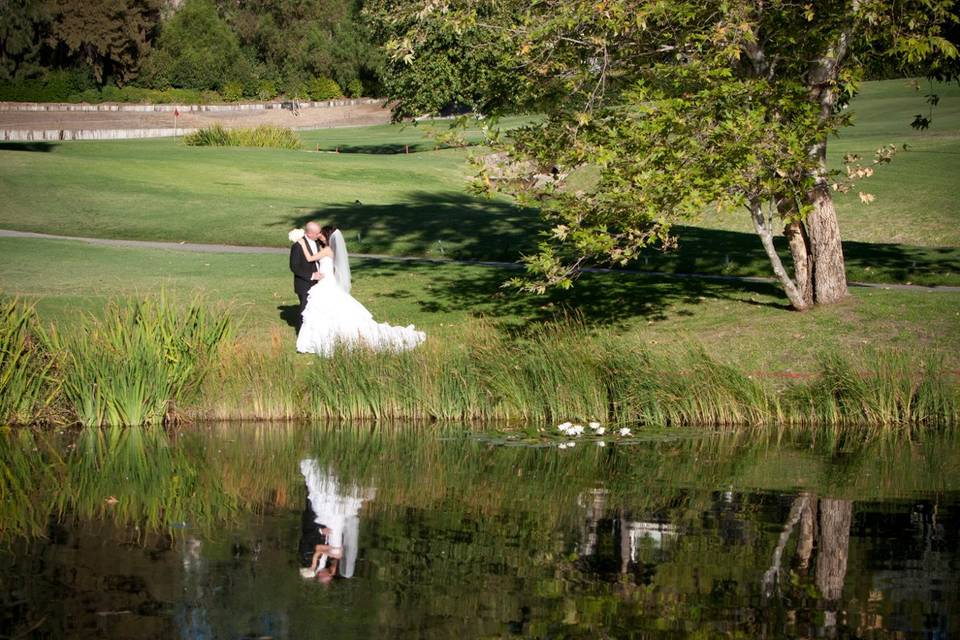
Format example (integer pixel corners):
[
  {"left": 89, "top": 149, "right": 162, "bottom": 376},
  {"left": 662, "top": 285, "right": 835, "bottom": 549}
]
[
  {"left": 183, "top": 124, "right": 302, "bottom": 149},
  {"left": 190, "top": 325, "right": 959, "bottom": 429},
  {"left": 0, "top": 299, "right": 59, "bottom": 424},
  {"left": 4, "top": 298, "right": 957, "bottom": 428}
]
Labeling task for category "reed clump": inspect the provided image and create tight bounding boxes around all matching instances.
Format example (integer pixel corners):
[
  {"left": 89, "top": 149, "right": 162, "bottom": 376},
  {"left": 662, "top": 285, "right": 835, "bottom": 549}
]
[
  {"left": 42, "top": 296, "right": 231, "bottom": 426},
  {"left": 0, "top": 299, "right": 58, "bottom": 424},
  {"left": 183, "top": 124, "right": 302, "bottom": 149}
]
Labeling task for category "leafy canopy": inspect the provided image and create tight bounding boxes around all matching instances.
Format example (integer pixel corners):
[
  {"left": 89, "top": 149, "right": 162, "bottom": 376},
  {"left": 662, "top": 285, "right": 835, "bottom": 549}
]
[{"left": 368, "top": 0, "right": 958, "bottom": 290}]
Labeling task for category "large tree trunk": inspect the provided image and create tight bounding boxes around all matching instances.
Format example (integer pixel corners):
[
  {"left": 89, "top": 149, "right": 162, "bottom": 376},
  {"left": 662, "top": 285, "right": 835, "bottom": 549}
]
[
  {"left": 804, "top": 24, "right": 853, "bottom": 305},
  {"left": 797, "top": 494, "right": 817, "bottom": 571},
  {"left": 815, "top": 498, "right": 853, "bottom": 602},
  {"left": 806, "top": 166, "right": 849, "bottom": 304}
]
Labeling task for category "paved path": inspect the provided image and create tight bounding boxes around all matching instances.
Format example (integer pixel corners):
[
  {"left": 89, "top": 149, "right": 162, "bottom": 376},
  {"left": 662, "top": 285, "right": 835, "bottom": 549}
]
[{"left": 2, "top": 228, "right": 957, "bottom": 293}]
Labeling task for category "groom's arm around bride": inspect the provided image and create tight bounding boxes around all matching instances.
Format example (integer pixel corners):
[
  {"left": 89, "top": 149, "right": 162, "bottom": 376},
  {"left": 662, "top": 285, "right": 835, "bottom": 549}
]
[{"left": 290, "top": 240, "right": 321, "bottom": 332}]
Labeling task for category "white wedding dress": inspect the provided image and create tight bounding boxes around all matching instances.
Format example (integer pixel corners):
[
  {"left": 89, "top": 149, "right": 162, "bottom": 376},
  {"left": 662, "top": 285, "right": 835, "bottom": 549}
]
[{"left": 296, "top": 255, "right": 426, "bottom": 356}]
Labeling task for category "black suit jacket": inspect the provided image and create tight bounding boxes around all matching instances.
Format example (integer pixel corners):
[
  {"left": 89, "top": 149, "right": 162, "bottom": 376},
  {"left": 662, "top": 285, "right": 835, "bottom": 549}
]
[{"left": 290, "top": 240, "right": 319, "bottom": 296}]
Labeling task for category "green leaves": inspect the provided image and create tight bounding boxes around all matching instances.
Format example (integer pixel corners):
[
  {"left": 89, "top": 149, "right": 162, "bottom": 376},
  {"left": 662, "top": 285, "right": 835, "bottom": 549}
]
[{"left": 372, "top": 0, "right": 958, "bottom": 296}]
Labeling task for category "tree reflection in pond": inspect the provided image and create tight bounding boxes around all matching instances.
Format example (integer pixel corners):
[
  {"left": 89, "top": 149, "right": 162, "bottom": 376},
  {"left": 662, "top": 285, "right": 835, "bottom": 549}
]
[{"left": 0, "top": 424, "right": 958, "bottom": 638}]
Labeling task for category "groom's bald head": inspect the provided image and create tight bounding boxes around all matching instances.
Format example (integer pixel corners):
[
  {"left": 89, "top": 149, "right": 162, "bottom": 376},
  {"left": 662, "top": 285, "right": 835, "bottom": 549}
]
[{"left": 305, "top": 221, "right": 321, "bottom": 240}]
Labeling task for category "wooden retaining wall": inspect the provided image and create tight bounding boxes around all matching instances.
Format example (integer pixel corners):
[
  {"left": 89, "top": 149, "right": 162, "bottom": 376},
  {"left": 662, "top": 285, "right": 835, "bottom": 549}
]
[
  {"left": 2, "top": 127, "right": 199, "bottom": 141},
  {"left": 0, "top": 98, "right": 381, "bottom": 113}
]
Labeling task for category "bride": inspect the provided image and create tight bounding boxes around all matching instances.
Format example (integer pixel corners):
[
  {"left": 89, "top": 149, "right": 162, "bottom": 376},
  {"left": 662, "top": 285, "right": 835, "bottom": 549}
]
[{"left": 293, "top": 225, "right": 426, "bottom": 356}]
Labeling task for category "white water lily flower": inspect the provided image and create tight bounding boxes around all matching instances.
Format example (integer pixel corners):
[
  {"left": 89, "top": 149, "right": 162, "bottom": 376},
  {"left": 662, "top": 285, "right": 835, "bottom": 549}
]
[
  {"left": 595, "top": 427, "right": 605, "bottom": 435},
  {"left": 596, "top": 441, "right": 606, "bottom": 447},
  {"left": 567, "top": 441, "right": 576, "bottom": 447},
  {"left": 618, "top": 428, "right": 632, "bottom": 437},
  {"left": 558, "top": 443, "right": 568, "bottom": 449},
  {"left": 288, "top": 228, "right": 305, "bottom": 243},
  {"left": 588, "top": 421, "right": 601, "bottom": 429},
  {"left": 557, "top": 421, "right": 573, "bottom": 432},
  {"left": 569, "top": 425, "right": 584, "bottom": 436}
]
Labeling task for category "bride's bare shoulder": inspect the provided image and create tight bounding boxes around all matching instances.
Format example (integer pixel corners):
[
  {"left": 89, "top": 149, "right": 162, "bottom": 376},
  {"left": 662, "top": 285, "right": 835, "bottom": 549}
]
[{"left": 320, "top": 247, "right": 334, "bottom": 256}]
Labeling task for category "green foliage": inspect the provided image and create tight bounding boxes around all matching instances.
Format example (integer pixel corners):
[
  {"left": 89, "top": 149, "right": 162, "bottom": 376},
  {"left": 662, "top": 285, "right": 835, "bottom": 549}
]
[
  {"left": 346, "top": 78, "right": 364, "bottom": 98},
  {"left": 183, "top": 124, "right": 302, "bottom": 149},
  {"left": 256, "top": 79, "right": 278, "bottom": 100},
  {"left": 222, "top": 80, "right": 244, "bottom": 102},
  {"left": 41, "top": 296, "right": 231, "bottom": 426},
  {"left": 46, "top": 0, "right": 162, "bottom": 85},
  {"left": 0, "top": 0, "right": 52, "bottom": 83},
  {"left": 0, "top": 67, "right": 94, "bottom": 102},
  {"left": 218, "top": 0, "right": 383, "bottom": 96},
  {"left": 0, "top": 0, "right": 383, "bottom": 101},
  {"left": 139, "top": 0, "right": 253, "bottom": 91},
  {"left": 308, "top": 76, "right": 344, "bottom": 100},
  {"left": 0, "top": 299, "right": 58, "bottom": 424},
  {"left": 369, "top": 0, "right": 959, "bottom": 303}
]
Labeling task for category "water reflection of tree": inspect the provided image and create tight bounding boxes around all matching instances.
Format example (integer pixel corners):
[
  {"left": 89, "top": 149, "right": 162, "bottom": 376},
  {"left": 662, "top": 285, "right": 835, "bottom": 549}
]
[{"left": 2, "top": 425, "right": 959, "bottom": 638}]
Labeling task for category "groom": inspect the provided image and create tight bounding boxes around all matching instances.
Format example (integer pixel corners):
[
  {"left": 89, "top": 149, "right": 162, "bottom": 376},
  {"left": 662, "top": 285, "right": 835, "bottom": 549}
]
[{"left": 289, "top": 221, "right": 325, "bottom": 332}]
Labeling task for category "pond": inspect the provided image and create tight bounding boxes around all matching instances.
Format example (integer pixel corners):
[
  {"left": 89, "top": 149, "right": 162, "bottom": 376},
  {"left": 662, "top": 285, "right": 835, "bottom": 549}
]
[{"left": 1, "top": 424, "right": 958, "bottom": 638}]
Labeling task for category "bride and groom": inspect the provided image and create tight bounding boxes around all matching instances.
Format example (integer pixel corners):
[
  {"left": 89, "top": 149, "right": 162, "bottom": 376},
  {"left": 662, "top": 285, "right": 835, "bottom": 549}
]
[{"left": 289, "top": 221, "right": 425, "bottom": 356}]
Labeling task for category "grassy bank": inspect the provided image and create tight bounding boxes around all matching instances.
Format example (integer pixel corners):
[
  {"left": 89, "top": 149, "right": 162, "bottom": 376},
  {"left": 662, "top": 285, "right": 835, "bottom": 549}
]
[
  {"left": 0, "top": 80, "right": 957, "bottom": 285},
  {"left": 2, "top": 237, "right": 959, "bottom": 371},
  {"left": 3, "top": 293, "right": 958, "bottom": 429}
]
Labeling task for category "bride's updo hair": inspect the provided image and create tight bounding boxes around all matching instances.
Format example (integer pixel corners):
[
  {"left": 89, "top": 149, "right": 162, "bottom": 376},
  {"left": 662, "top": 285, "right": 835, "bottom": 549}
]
[{"left": 320, "top": 224, "right": 338, "bottom": 247}]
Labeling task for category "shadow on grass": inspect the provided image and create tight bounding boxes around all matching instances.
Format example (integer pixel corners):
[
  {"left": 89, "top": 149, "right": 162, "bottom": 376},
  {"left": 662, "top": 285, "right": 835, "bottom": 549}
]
[
  {"left": 317, "top": 143, "right": 467, "bottom": 154},
  {"left": 277, "top": 304, "right": 300, "bottom": 335},
  {"left": 284, "top": 191, "right": 544, "bottom": 262},
  {"left": 0, "top": 142, "right": 58, "bottom": 152},
  {"left": 360, "top": 256, "right": 790, "bottom": 333},
  {"left": 650, "top": 226, "right": 960, "bottom": 287},
  {"left": 285, "top": 192, "right": 958, "bottom": 286}
]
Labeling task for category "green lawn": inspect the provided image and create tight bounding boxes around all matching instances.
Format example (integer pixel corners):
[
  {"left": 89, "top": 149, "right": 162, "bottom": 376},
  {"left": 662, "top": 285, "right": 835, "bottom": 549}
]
[
  {"left": 0, "top": 80, "right": 957, "bottom": 286},
  {"left": 3, "top": 237, "right": 957, "bottom": 371}
]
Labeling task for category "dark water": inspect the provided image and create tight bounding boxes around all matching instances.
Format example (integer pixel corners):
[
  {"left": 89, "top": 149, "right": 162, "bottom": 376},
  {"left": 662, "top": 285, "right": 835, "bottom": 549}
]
[{"left": 1, "top": 424, "right": 959, "bottom": 639}]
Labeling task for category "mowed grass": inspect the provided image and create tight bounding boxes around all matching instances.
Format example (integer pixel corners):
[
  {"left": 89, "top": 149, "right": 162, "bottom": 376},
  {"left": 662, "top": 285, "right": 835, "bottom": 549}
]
[
  {"left": 0, "top": 80, "right": 957, "bottom": 285},
  {"left": 2, "top": 237, "right": 958, "bottom": 372}
]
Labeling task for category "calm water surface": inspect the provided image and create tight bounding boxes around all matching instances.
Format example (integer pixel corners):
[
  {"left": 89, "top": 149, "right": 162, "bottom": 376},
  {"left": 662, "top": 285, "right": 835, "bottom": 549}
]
[{"left": 1, "top": 424, "right": 958, "bottom": 639}]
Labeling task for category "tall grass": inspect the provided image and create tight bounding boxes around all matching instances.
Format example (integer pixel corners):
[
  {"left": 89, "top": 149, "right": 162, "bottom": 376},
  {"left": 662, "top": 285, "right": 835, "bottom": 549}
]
[
  {"left": 42, "top": 296, "right": 231, "bottom": 426},
  {"left": 0, "top": 299, "right": 58, "bottom": 424},
  {"left": 3, "top": 297, "right": 957, "bottom": 429},
  {"left": 191, "top": 322, "right": 959, "bottom": 430},
  {"left": 183, "top": 124, "right": 302, "bottom": 149}
]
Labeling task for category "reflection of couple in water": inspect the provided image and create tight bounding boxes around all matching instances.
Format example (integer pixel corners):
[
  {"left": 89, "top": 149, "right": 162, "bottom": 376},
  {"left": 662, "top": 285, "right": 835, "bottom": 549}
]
[{"left": 298, "top": 459, "right": 376, "bottom": 583}]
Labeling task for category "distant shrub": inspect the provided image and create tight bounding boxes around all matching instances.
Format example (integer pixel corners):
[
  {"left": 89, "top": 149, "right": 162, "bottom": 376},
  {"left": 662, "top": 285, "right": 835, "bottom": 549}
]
[
  {"left": 256, "top": 79, "right": 277, "bottom": 101},
  {"left": 346, "top": 79, "right": 364, "bottom": 98},
  {"left": 284, "top": 78, "right": 309, "bottom": 100},
  {"left": 308, "top": 76, "right": 343, "bottom": 101},
  {"left": 0, "top": 68, "right": 94, "bottom": 103},
  {"left": 222, "top": 81, "right": 244, "bottom": 102},
  {"left": 99, "top": 85, "right": 123, "bottom": 102},
  {"left": 184, "top": 124, "right": 301, "bottom": 150},
  {"left": 158, "top": 88, "right": 204, "bottom": 104}
]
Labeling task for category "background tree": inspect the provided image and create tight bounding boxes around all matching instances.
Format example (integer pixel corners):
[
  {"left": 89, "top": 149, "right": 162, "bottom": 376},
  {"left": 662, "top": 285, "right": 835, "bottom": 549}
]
[
  {"left": 215, "top": 0, "right": 384, "bottom": 96},
  {"left": 0, "top": 1, "right": 53, "bottom": 82},
  {"left": 368, "top": 0, "right": 958, "bottom": 310},
  {"left": 139, "top": 0, "right": 254, "bottom": 91},
  {"left": 46, "top": 0, "right": 162, "bottom": 85}
]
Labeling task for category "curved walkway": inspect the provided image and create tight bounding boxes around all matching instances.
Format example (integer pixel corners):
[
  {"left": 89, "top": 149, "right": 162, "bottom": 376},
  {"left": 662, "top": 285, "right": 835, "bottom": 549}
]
[{"left": 1, "top": 228, "right": 957, "bottom": 293}]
